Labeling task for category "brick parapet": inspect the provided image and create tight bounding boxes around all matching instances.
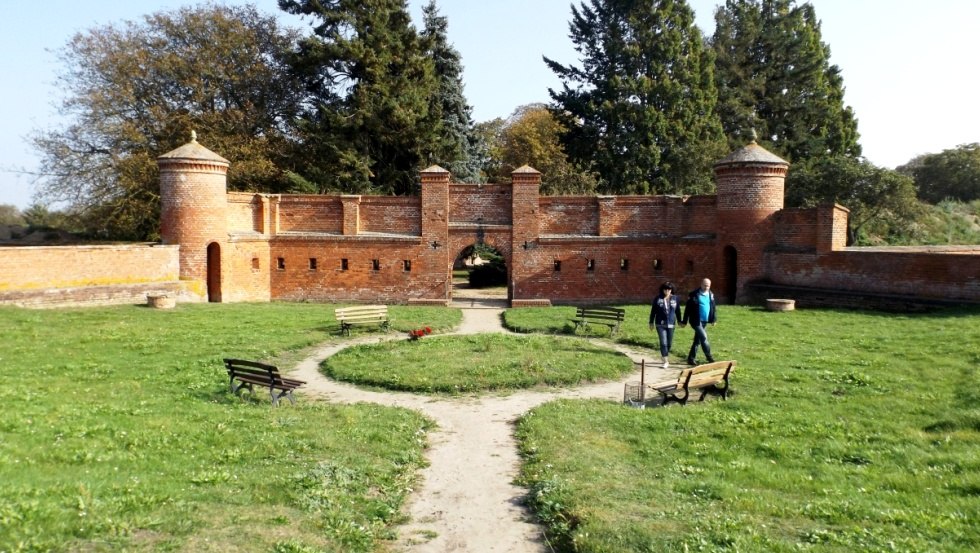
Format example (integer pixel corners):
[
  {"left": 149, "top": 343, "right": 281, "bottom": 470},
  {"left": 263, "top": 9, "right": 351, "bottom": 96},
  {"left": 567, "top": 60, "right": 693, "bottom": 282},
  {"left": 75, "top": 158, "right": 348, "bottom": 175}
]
[
  {"left": 341, "top": 195, "right": 361, "bottom": 235},
  {"left": 510, "top": 167, "right": 542, "bottom": 301},
  {"left": 817, "top": 203, "right": 850, "bottom": 253},
  {"left": 419, "top": 166, "right": 452, "bottom": 301}
]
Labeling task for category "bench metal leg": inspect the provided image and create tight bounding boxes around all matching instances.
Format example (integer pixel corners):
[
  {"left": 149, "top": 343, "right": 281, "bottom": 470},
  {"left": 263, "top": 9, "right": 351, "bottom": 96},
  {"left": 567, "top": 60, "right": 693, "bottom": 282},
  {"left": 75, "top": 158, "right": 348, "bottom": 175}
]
[
  {"left": 269, "top": 388, "right": 296, "bottom": 407},
  {"left": 231, "top": 380, "right": 253, "bottom": 396}
]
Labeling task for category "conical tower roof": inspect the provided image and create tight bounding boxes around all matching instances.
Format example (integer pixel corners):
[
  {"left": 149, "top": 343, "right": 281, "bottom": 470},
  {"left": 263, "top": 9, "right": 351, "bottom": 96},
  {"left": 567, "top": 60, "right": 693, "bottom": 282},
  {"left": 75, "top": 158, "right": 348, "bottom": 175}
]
[
  {"left": 158, "top": 131, "right": 229, "bottom": 165},
  {"left": 715, "top": 139, "right": 788, "bottom": 168}
]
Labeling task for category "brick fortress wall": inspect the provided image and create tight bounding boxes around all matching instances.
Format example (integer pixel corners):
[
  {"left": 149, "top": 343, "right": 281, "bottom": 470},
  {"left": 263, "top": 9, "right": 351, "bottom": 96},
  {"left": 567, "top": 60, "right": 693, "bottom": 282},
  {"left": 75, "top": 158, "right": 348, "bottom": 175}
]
[
  {"left": 3, "top": 137, "right": 977, "bottom": 309},
  {"left": 0, "top": 244, "right": 185, "bottom": 307}
]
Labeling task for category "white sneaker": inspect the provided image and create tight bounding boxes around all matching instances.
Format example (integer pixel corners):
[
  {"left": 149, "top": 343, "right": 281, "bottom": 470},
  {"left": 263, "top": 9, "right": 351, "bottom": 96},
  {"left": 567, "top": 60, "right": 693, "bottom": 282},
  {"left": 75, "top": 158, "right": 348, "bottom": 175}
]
[{"left": 662, "top": 357, "right": 669, "bottom": 368}]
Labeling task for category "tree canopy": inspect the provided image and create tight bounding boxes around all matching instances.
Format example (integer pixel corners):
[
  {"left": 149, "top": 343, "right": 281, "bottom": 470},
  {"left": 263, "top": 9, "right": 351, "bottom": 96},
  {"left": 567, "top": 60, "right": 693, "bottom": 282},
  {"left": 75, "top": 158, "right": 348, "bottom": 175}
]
[
  {"left": 30, "top": 4, "right": 304, "bottom": 240},
  {"left": 898, "top": 143, "right": 980, "bottom": 203},
  {"left": 484, "top": 104, "right": 597, "bottom": 195},
  {"left": 280, "top": 0, "right": 442, "bottom": 196},
  {"left": 546, "top": 0, "right": 727, "bottom": 195},
  {"left": 788, "top": 156, "right": 919, "bottom": 245},
  {"left": 711, "top": 0, "right": 860, "bottom": 162},
  {"left": 421, "top": 1, "right": 483, "bottom": 183}
]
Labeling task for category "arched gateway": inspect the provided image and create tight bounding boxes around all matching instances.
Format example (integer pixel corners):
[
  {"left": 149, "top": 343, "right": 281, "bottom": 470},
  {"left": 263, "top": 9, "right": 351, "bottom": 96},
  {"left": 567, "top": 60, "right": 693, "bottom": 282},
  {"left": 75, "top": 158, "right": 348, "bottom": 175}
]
[{"left": 158, "top": 137, "right": 789, "bottom": 307}]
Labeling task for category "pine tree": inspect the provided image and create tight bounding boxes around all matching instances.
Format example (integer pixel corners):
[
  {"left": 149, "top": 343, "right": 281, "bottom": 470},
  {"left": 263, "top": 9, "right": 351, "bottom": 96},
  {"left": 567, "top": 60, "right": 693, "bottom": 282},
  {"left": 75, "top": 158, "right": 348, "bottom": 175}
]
[
  {"left": 421, "top": 1, "right": 483, "bottom": 183},
  {"left": 546, "top": 0, "right": 727, "bottom": 195},
  {"left": 280, "top": 0, "right": 440, "bottom": 195},
  {"left": 712, "top": 0, "right": 861, "bottom": 162}
]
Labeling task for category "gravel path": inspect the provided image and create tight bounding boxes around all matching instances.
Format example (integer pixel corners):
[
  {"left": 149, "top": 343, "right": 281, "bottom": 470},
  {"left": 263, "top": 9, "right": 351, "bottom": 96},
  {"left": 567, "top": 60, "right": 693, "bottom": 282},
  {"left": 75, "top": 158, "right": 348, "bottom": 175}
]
[{"left": 289, "top": 303, "right": 675, "bottom": 553}]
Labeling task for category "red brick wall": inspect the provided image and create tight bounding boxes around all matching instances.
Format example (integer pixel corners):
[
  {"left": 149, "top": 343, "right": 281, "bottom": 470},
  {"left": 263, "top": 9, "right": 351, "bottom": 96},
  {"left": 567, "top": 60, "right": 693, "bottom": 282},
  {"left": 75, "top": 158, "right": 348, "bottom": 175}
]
[
  {"left": 17, "top": 147, "right": 977, "bottom": 310},
  {"left": 774, "top": 208, "right": 818, "bottom": 251},
  {"left": 450, "top": 183, "right": 512, "bottom": 225},
  {"left": 519, "top": 239, "right": 716, "bottom": 304},
  {"left": 227, "top": 193, "right": 263, "bottom": 233},
  {"left": 360, "top": 196, "right": 421, "bottom": 235},
  {"left": 268, "top": 237, "right": 432, "bottom": 302},
  {"left": 0, "top": 244, "right": 185, "bottom": 307},
  {"left": 277, "top": 196, "right": 344, "bottom": 233},
  {"left": 766, "top": 247, "right": 980, "bottom": 302},
  {"left": 597, "top": 196, "right": 670, "bottom": 236},
  {"left": 540, "top": 197, "right": 598, "bottom": 235},
  {"left": 222, "top": 239, "right": 271, "bottom": 302},
  {"left": 682, "top": 196, "right": 718, "bottom": 236}
]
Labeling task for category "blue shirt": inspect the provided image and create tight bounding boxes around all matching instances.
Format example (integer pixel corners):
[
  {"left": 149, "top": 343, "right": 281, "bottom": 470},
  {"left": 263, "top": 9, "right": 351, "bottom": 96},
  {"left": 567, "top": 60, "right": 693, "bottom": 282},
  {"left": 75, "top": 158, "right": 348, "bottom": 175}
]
[{"left": 698, "top": 291, "right": 711, "bottom": 322}]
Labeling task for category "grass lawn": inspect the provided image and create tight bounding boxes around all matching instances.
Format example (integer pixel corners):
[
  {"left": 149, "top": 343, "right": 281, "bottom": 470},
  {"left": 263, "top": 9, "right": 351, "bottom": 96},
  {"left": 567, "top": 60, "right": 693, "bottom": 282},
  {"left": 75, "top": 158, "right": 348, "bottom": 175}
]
[
  {"left": 323, "top": 334, "right": 634, "bottom": 394},
  {"left": 0, "top": 302, "right": 454, "bottom": 553},
  {"left": 510, "top": 305, "right": 980, "bottom": 552}
]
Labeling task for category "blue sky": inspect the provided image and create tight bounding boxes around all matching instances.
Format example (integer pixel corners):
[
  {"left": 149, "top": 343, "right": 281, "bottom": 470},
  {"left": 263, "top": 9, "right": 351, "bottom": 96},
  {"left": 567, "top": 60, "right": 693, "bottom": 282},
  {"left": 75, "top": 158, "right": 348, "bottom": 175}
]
[{"left": 2, "top": 0, "right": 978, "bottom": 209}]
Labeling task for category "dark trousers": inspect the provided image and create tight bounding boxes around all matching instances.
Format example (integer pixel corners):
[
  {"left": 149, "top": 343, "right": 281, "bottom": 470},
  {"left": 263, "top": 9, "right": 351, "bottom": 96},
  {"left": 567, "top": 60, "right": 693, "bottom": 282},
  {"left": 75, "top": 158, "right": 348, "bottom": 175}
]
[{"left": 688, "top": 322, "right": 713, "bottom": 362}]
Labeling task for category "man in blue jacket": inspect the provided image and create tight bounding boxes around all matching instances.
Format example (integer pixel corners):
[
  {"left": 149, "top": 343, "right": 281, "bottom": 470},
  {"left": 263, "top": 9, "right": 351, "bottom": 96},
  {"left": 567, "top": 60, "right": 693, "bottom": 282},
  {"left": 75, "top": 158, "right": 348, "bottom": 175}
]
[{"left": 681, "top": 278, "right": 716, "bottom": 365}]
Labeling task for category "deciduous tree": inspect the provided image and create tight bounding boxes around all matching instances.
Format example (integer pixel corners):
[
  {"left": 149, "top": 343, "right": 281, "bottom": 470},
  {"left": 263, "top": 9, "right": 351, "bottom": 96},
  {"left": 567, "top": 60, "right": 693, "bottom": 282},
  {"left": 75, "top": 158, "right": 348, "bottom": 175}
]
[
  {"left": 0, "top": 204, "right": 24, "bottom": 226},
  {"left": 788, "top": 156, "right": 919, "bottom": 245},
  {"left": 546, "top": 0, "right": 727, "bottom": 195},
  {"left": 898, "top": 143, "right": 980, "bottom": 203},
  {"left": 31, "top": 5, "right": 304, "bottom": 240},
  {"left": 495, "top": 104, "right": 597, "bottom": 195}
]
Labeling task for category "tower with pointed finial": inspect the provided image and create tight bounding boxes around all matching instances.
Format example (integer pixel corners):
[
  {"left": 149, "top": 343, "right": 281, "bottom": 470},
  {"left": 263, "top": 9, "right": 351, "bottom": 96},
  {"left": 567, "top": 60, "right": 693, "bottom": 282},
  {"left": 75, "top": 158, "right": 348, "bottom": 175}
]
[
  {"left": 713, "top": 136, "right": 789, "bottom": 303},
  {"left": 158, "top": 131, "right": 230, "bottom": 302}
]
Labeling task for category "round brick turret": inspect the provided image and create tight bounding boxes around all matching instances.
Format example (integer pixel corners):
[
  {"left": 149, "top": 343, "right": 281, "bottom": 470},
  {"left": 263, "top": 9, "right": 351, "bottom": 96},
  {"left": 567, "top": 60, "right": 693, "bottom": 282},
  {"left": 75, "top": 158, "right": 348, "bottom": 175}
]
[
  {"left": 713, "top": 140, "right": 789, "bottom": 304},
  {"left": 158, "top": 132, "right": 230, "bottom": 291}
]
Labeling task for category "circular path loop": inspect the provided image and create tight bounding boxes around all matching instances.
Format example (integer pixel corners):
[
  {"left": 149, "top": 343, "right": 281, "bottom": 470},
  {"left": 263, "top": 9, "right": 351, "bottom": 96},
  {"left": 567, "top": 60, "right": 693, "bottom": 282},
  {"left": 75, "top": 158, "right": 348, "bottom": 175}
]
[{"left": 289, "top": 300, "right": 676, "bottom": 553}]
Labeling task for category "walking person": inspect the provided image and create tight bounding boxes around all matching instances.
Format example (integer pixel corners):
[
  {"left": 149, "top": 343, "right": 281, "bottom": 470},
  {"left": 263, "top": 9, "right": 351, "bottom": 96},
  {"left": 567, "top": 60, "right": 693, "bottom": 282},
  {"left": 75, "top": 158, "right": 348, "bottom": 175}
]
[
  {"left": 682, "top": 278, "right": 717, "bottom": 365},
  {"left": 649, "top": 281, "right": 684, "bottom": 367}
]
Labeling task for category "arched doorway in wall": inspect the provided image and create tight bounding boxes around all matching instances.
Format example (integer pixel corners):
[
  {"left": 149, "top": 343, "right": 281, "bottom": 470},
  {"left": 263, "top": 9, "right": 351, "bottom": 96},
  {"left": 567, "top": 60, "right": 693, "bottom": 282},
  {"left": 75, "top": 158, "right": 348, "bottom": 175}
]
[
  {"left": 206, "top": 242, "right": 222, "bottom": 303},
  {"left": 723, "top": 245, "right": 737, "bottom": 304},
  {"left": 452, "top": 243, "right": 508, "bottom": 305}
]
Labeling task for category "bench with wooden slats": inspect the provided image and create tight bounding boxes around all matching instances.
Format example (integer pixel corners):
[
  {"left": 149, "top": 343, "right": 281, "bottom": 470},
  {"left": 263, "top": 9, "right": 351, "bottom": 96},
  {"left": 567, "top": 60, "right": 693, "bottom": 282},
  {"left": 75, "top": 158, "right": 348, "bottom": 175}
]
[
  {"left": 651, "top": 360, "right": 736, "bottom": 406},
  {"left": 571, "top": 306, "right": 626, "bottom": 335},
  {"left": 224, "top": 358, "right": 306, "bottom": 406},
  {"left": 335, "top": 304, "right": 390, "bottom": 336}
]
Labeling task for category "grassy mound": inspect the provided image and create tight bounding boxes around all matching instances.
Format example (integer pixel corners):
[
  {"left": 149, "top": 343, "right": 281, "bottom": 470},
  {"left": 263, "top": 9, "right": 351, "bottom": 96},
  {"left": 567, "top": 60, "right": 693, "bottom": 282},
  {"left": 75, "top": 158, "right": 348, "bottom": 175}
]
[{"left": 323, "top": 334, "right": 634, "bottom": 394}]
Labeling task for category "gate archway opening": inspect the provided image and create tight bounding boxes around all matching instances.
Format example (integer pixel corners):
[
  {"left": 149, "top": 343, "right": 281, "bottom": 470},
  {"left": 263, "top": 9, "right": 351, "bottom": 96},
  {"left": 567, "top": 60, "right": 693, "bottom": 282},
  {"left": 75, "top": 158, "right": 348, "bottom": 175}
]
[{"left": 452, "top": 243, "right": 508, "bottom": 303}]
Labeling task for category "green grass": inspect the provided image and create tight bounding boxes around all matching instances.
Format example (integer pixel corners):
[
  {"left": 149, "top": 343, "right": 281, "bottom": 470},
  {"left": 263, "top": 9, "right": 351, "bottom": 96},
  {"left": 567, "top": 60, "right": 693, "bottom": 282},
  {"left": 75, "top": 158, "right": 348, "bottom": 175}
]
[
  {"left": 322, "top": 334, "right": 634, "bottom": 394},
  {"left": 0, "top": 302, "right": 454, "bottom": 552},
  {"left": 512, "top": 305, "right": 980, "bottom": 552},
  {"left": 334, "top": 303, "right": 461, "bottom": 338},
  {"left": 504, "top": 304, "right": 668, "bottom": 348}
]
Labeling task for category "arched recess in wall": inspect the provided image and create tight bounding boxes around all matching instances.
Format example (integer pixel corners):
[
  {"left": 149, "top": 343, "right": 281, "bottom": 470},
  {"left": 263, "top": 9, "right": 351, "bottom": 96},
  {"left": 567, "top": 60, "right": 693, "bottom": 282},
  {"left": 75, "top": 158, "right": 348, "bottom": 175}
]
[
  {"left": 452, "top": 242, "right": 508, "bottom": 300},
  {"left": 723, "top": 245, "right": 737, "bottom": 304},
  {"left": 206, "top": 242, "right": 222, "bottom": 303}
]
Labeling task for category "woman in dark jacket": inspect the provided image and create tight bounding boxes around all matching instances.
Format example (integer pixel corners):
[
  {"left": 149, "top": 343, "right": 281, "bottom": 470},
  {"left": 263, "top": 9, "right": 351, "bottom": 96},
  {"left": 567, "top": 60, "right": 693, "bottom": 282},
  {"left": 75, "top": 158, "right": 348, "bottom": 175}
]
[{"left": 649, "top": 281, "right": 684, "bottom": 367}]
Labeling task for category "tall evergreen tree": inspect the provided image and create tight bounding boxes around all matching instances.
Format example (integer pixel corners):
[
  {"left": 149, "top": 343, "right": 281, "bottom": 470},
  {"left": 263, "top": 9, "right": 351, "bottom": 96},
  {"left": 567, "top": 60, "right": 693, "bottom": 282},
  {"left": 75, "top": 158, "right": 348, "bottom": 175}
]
[
  {"left": 280, "top": 0, "right": 439, "bottom": 195},
  {"left": 421, "top": 1, "right": 483, "bottom": 183},
  {"left": 546, "top": 0, "right": 727, "bottom": 195},
  {"left": 712, "top": 0, "right": 860, "bottom": 162}
]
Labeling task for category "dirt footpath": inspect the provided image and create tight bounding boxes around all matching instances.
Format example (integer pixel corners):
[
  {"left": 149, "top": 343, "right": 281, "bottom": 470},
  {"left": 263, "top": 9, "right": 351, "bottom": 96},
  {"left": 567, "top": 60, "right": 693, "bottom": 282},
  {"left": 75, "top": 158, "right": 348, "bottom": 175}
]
[{"left": 289, "top": 306, "right": 673, "bottom": 553}]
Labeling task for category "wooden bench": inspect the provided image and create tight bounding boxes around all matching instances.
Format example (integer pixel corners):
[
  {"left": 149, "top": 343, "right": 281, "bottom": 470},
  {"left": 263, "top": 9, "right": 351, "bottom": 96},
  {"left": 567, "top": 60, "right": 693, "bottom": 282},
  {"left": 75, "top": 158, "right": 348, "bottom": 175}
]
[
  {"left": 223, "top": 358, "right": 306, "bottom": 406},
  {"left": 571, "top": 306, "right": 626, "bottom": 335},
  {"left": 335, "top": 305, "right": 390, "bottom": 336},
  {"left": 650, "top": 360, "right": 736, "bottom": 406}
]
